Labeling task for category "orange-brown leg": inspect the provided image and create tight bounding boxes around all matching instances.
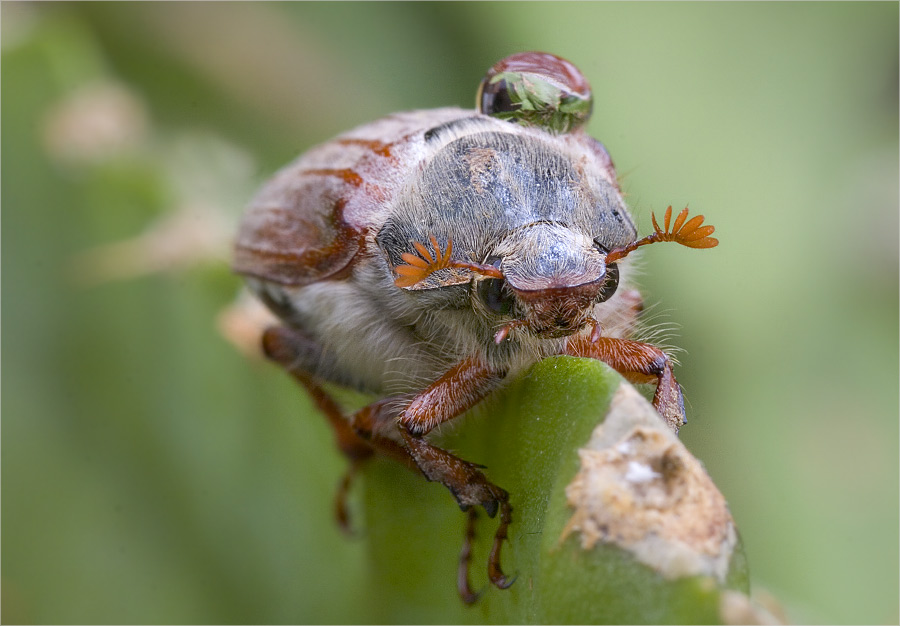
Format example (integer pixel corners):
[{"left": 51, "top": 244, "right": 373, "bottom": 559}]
[
  {"left": 397, "top": 358, "right": 514, "bottom": 592},
  {"left": 355, "top": 380, "right": 514, "bottom": 600},
  {"left": 262, "top": 326, "right": 374, "bottom": 461},
  {"left": 347, "top": 398, "right": 420, "bottom": 472},
  {"left": 264, "top": 326, "right": 513, "bottom": 598},
  {"left": 263, "top": 326, "right": 391, "bottom": 534},
  {"left": 458, "top": 508, "right": 481, "bottom": 604},
  {"left": 566, "top": 336, "right": 686, "bottom": 433}
]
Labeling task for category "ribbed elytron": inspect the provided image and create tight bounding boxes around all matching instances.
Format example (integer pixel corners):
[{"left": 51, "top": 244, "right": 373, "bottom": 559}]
[{"left": 234, "top": 52, "right": 718, "bottom": 602}]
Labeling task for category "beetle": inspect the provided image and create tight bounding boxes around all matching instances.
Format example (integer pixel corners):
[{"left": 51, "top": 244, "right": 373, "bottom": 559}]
[{"left": 233, "top": 52, "right": 717, "bottom": 602}]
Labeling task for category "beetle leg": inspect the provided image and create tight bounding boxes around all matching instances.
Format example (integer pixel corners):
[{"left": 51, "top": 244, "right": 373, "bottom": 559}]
[
  {"left": 346, "top": 398, "right": 420, "bottom": 472},
  {"left": 264, "top": 327, "right": 514, "bottom": 594},
  {"left": 566, "top": 336, "right": 686, "bottom": 433},
  {"left": 397, "top": 357, "right": 503, "bottom": 435},
  {"left": 262, "top": 326, "right": 375, "bottom": 459},
  {"left": 401, "top": 430, "right": 515, "bottom": 590},
  {"left": 334, "top": 459, "right": 363, "bottom": 533},
  {"left": 397, "top": 358, "right": 515, "bottom": 591},
  {"left": 344, "top": 396, "right": 514, "bottom": 599},
  {"left": 457, "top": 508, "right": 482, "bottom": 604},
  {"left": 262, "top": 326, "right": 379, "bottom": 533}
]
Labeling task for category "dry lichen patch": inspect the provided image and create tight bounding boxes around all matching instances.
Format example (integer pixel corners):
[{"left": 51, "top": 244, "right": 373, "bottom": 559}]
[{"left": 562, "top": 383, "right": 737, "bottom": 582}]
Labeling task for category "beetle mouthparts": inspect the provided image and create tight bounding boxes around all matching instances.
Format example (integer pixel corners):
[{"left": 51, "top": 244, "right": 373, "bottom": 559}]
[
  {"left": 494, "top": 308, "right": 602, "bottom": 344},
  {"left": 494, "top": 320, "right": 526, "bottom": 344},
  {"left": 587, "top": 317, "right": 603, "bottom": 343}
]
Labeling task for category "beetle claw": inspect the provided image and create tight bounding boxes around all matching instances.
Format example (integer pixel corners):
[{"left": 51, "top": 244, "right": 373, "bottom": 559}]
[{"left": 487, "top": 499, "right": 514, "bottom": 589}]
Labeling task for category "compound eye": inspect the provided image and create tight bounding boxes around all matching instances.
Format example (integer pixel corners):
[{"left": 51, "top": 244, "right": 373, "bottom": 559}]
[
  {"left": 477, "top": 278, "right": 515, "bottom": 315},
  {"left": 596, "top": 263, "right": 619, "bottom": 303}
]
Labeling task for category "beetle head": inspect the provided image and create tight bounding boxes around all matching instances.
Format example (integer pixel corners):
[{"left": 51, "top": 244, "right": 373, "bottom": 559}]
[{"left": 473, "top": 222, "right": 618, "bottom": 342}]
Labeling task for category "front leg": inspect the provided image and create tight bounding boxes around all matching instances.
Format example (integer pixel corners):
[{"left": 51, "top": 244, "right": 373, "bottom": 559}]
[
  {"left": 566, "top": 336, "right": 686, "bottom": 433},
  {"left": 397, "top": 358, "right": 515, "bottom": 593}
]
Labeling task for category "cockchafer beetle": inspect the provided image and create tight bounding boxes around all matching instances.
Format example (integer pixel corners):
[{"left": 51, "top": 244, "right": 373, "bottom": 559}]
[{"left": 234, "top": 51, "right": 718, "bottom": 603}]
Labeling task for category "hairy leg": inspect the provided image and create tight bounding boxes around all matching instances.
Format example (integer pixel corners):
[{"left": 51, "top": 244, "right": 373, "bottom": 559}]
[
  {"left": 262, "top": 326, "right": 514, "bottom": 598},
  {"left": 566, "top": 335, "right": 686, "bottom": 433},
  {"left": 262, "top": 326, "right": 405, "bottom": 533},
  {"left": 396, "top": 357, "right": 515, "bottom": 592}
]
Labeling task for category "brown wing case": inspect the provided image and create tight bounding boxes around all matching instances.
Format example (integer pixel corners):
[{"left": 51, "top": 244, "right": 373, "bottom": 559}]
[{"left": 234, "top": 108, "right": 473, "bottom": 286}]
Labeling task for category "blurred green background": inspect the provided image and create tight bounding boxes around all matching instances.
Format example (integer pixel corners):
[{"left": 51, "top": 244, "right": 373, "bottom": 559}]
[{"left": 3, "top": 2, "right": 897, "bottom": 624}]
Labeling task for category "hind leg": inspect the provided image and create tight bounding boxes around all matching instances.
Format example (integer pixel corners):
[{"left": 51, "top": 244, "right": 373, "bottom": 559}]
[
  {"left": 262, "top": 325, "right": 384, "bottom": 533},
  {"left": 263, "top": 326, "right": 513, "bottom": 599}
]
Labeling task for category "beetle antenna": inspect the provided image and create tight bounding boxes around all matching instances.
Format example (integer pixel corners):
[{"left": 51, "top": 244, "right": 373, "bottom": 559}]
[
  {"left": 605, "top": 206, "right": 718, "bottom": 264},
  {"left": 452, "top": 260, "right": 504, "bottom": 279},
  {"left": 395, "top": 236, "right": 504, "bottom": 288}
]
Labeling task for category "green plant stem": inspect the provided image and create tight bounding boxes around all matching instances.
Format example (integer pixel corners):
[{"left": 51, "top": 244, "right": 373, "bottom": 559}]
[{"left": 360, "top": 357, "right": 749, "bottom": 624}]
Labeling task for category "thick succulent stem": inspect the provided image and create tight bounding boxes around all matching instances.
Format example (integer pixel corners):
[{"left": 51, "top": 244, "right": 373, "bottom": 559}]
[{"left": 360, "top": 357, "right": 771, "bottom": 624}]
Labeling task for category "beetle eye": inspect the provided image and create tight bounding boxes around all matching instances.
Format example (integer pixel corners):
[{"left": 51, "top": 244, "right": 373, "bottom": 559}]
[
  {"left": 596, "top": 264, "right": 619, "bottom": 303},
  {"left": 477, "top": 278, "right": 515, "bottom": 315}
]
